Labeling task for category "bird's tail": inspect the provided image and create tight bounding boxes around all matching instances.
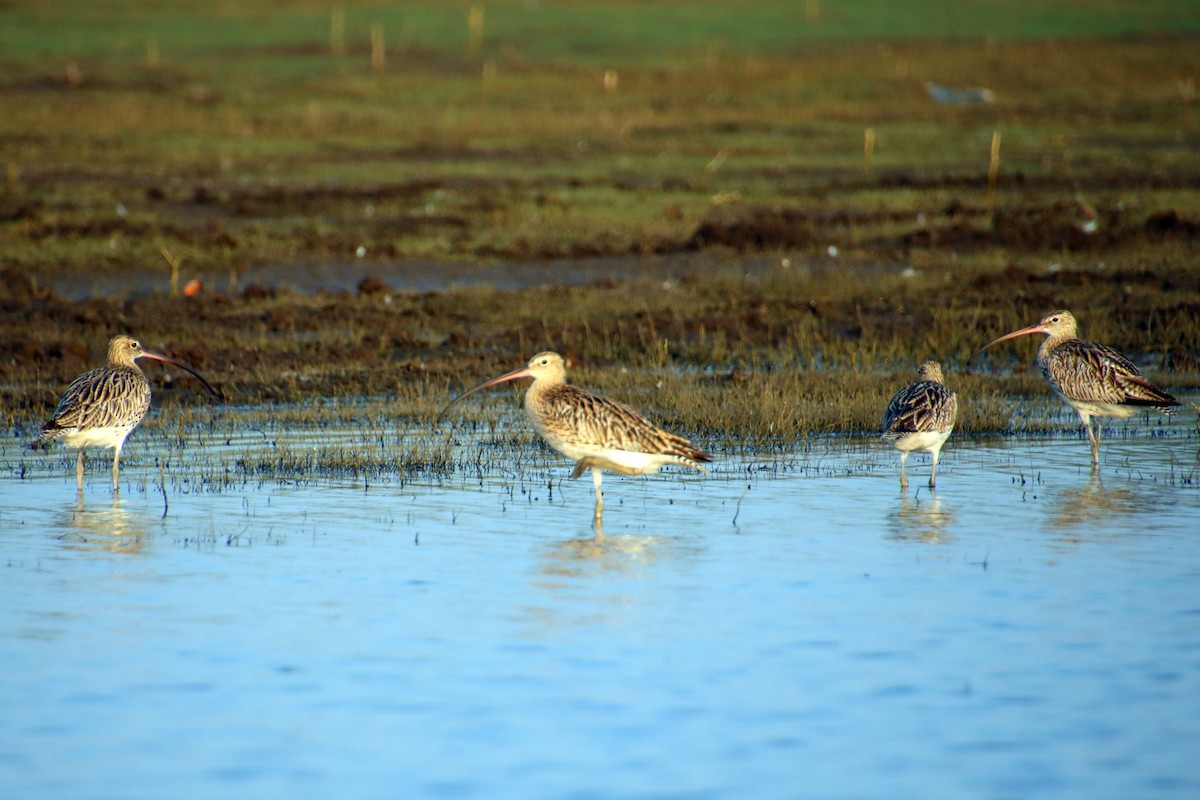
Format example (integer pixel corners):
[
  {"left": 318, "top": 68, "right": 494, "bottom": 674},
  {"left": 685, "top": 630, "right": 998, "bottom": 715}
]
[
  {"left": 1123, "top": 374, "right": 1181, "bottom": 413},
  {"left": 30, "top": 425, "right": 62, "bottom": 451}
]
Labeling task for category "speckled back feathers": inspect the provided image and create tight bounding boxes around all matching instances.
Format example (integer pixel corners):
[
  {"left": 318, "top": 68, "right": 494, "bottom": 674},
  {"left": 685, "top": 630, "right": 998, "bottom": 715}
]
[
  {"left": 881, "top": 361, "right": 958, "bottom": 439},
  {"left": 38, "top": 364, "right": 152, "bottom": 442},
  {"left": 1039, "top": 338, "right": 1179, "bottom": 413},
  {"left": 531, "top": 383, "right": 712, "bottom": 468}
]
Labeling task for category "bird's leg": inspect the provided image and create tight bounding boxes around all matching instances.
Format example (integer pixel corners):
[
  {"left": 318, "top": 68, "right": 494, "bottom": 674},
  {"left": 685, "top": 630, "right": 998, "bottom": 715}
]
[
  {"left": 592, "top": 466, "right": 604, "bottom": 522},
  {"left": 1079, "top": 411, "right": 1100, "bottom": 469},
  {"left": 898, "top": 451, "right": 909, "bottom": 489},
  {"left": 75, "top": 450, "right": 85, "bottom": 492},
  {"left": 570, "top": 458, "right": 596, "bottom": 479},
  {"left": 928, "top": 449, "right": 939, "bottom": 489},
  {"left": 112, "top": 445, "right": 122, "bottom": 493}
]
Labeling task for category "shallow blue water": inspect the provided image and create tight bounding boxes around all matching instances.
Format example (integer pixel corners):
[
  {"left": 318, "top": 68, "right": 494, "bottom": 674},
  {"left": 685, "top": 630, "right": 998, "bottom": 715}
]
[{"left": 2, "top": 430, "right": 1199, "bottom": 799}]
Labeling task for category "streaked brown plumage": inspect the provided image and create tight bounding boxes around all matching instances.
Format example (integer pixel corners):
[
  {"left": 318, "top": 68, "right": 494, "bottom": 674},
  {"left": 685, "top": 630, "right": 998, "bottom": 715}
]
[
  {"left": 35, "top": 335, "right": 218, "bottom": 492},
  {"left": 881, "top": 361, "right": 958, "bottom": 489},
  {"left": 975, "top": 310, "right": 1180, "bottom": 469},
  {"left": 438, "top": 351, "right": 712, "bottom": 522}
]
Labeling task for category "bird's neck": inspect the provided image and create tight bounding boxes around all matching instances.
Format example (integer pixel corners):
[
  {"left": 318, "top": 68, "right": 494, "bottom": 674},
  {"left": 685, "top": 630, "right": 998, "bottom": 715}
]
[
  {"left": 1038, "top": 333, "right": 1070, "bottom": 362},
  {"left": 524, "top": 377, "right": 567, "bottom": 407}
]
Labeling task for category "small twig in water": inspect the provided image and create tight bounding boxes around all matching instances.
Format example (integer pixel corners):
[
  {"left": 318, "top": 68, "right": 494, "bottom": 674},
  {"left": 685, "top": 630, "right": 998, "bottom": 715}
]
[
  {"left": 732, "top": 484, "right": 749, "bottom": 527},
  {"left": 159, "top": 462, "right": 168, "bottom": 519}
]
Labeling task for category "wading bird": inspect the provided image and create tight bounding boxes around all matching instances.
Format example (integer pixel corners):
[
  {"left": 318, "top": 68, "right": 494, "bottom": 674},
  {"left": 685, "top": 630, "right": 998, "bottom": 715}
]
[
  {"left": 35, "top": 335, "right": 219, "bottom": 492},
  {"left": 974, "top": 310, "right": 1180, "bottom": 469},
  {"left": 438, "top": 352, "right": 712, "bottom": 522},
  {"left": 881, "top": 361, "right": 958, "bottom": 489}
]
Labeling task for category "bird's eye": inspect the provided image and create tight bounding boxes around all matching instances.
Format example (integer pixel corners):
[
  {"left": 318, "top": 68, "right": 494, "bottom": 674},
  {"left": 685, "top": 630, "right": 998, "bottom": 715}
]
[
  {"left": 131, "top": 341, "right": 141, "bottom": 349},
  {"left": 1050, "top": 317, "right": 1059, "bottom": 323}
]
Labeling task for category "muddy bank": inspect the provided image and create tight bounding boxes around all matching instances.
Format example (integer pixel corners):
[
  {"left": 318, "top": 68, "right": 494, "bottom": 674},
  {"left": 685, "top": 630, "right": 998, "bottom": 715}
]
[{"left": 3, "top": 251, "right": 1197, "bottom": 443}]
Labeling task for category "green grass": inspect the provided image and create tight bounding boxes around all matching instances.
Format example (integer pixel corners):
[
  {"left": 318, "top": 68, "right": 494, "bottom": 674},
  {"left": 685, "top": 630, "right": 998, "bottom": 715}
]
[{"left": 5, "top": 1, "right": 1199, "bottom": 64}]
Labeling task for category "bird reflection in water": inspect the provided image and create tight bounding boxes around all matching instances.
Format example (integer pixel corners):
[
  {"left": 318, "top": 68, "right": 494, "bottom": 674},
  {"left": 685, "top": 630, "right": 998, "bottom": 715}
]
[
  {"left": 1051, "top": 474, "right": 1139, "bottom": 530},
  {"left": 538, "top": 520, "right": 663, "bottom": 578},
  {"left": 887, "top": 490, "right": 954, "bottom": 543},
  {"left": 522, "top": 520, "right": 710, "bottom": 632},
  {"left": 57, "top": 495, "right": 150, "bottom": 554}
]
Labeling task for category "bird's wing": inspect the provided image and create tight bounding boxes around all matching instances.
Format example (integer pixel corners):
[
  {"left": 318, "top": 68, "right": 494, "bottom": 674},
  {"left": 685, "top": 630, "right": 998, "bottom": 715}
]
[
  {"left": 41, "top": 367, "right": 151, "bottom": 434},
  {"left": 1044, "top": 339, "right": 1176, "bottom": 406},
  {"left": 543, "top": 385, "right": 712, "bottom": 462},
  {"left": 882, "top": 381, "right": 957, "bottom": 437}
]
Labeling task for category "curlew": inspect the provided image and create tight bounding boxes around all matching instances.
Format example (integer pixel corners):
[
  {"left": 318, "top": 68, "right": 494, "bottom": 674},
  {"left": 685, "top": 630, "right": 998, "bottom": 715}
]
[
  {"left": 35, "top": 335, "right": 219, "bottom": 492},
  {"left": 438, "top": 352, "right": 712, "bottom": 522},
  {"left": 974, "top": 310, "right": 1180, "bottom": 469},
  {"left": 881, "top": 361, "right": 958, "bottom": 489}
]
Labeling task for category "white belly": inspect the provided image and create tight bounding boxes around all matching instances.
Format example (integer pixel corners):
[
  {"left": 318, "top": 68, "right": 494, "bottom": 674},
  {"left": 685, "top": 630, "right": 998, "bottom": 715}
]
[
  {"left": 55, "top": 424, "right": 138, "bottom": 451},
  {"left": 552, "top": 441, "right": 671, "bottom": 475},
  {"left": 890, "top": 429, "right": 952, "bottom": 454},
  {"left": 1060, "top": 397, "right": 1136, "bottom": 419}
]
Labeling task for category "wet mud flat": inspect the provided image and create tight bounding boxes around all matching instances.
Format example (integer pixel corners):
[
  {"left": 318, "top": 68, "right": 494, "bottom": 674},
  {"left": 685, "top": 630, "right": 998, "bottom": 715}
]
[
  {"left": 4, "top": 248, "right": 1199, "bottom": 449},
  {"left": 4, "top": 12, "right": 1199, "bottom": 440}
]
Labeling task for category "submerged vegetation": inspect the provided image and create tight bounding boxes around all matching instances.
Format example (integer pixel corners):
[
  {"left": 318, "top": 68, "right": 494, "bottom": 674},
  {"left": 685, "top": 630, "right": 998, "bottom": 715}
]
[{"left": 1, "top": 1, "right": 1197, "bottom": 481}]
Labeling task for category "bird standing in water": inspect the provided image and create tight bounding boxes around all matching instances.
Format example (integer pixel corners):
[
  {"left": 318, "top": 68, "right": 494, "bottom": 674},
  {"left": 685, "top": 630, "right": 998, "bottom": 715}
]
[
  {"left": 974, "top": 310, "right": 1180, "bottom": 469},
  {"left": 881, "top": 361, "right": 958, "bottom": 489},
  {"left": 35, "top": 335, "right": 219, "bottom": 493},
  {"left": 438, "top": 352, "right": 712, "bottom": 522}
]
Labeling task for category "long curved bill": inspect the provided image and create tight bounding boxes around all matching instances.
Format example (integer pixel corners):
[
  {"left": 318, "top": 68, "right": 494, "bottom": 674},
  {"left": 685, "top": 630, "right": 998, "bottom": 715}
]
[
  {"left": 140, "top": 349, "right": 223, "bottom": 400},
  {"left": 436, "top": 365, "right": 533, "bottom": 423},
  {"left": 969, "top": 323, "right": 1046, "bottom": 362}
]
